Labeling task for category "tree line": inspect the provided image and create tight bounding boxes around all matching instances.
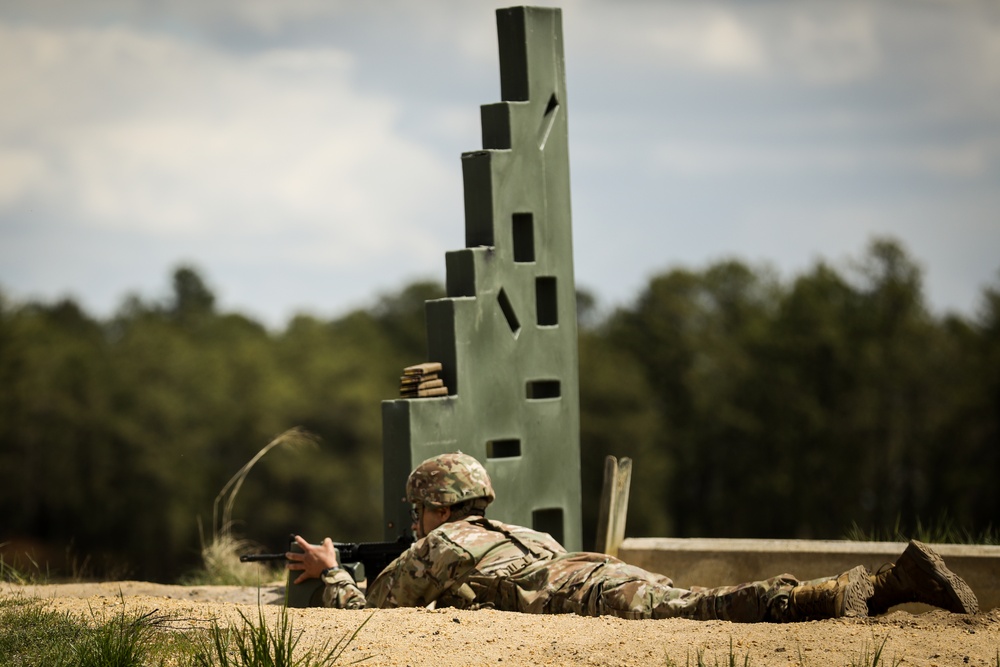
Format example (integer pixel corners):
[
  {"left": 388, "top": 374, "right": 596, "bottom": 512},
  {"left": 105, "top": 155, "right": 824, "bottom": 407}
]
[{"left": 1, "top": 238, "right": 997, "bottom": 582}]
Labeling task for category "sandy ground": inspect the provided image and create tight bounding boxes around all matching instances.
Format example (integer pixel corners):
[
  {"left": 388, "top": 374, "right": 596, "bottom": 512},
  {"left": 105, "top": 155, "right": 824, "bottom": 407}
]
[{"left": 3, "top": 581, "right": 998, "bottom": 666}]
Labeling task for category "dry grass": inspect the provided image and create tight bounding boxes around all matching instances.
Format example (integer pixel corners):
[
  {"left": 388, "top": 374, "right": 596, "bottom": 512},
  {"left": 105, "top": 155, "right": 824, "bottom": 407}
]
[{"left": 185, "top": 427, "right": 318, "bottom": 586}]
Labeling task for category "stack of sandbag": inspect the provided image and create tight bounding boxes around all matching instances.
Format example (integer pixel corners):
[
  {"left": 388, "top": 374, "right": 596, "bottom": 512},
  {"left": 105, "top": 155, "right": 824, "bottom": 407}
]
[{"left": 400, "top": 362, "right": 448, "bottom": 398}]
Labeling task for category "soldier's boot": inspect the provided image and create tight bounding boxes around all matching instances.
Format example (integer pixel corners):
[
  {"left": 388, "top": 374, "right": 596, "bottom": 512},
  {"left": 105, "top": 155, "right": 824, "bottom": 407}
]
[
  {"left": 867, "top": 540, "right": 978, "bottom": 616},
  {"left": 786, "top": 566, "right": 873, "bottom": 621}
]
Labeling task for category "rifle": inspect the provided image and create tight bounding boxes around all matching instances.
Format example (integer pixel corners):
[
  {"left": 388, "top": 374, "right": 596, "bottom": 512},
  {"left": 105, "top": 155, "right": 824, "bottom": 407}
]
[{"left": 240, "top": 533, "right": 414, "bottom": 587}]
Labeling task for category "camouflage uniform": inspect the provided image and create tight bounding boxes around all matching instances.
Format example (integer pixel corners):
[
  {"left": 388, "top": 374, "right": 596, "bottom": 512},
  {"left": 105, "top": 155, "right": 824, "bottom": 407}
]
[
  {"left": 315, "top": 453, "right": 975, "bottom": 620},
  {"left": 321, "top": 515, "right": 822, "bottom": 622}
]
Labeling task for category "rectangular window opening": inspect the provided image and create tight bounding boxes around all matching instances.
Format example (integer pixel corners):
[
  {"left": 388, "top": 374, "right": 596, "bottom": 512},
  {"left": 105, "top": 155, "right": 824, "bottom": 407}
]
[
  {"left": 536, "top": 276, "right": 558, "bottom": 326},
  {"left": 526, "top": 380, "right": 561, "bottom": 400},
  {"left": 532, "top": 508, "right": 564, "bottom": 545},
  {"left": 486, "top": 439, "right": 521, "bottom": 459},
  {"left": 512, "top": 213, "right": 535, "bottom": 263}
]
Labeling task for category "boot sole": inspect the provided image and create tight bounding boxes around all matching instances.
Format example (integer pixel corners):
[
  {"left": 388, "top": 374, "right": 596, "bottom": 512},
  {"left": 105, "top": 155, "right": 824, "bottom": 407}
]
[
  {"left": 842, "top": 565, "right": 875, "bottom": 618},
  {"left": 904, "top": 540, "right": 979, "bottom": 614}
]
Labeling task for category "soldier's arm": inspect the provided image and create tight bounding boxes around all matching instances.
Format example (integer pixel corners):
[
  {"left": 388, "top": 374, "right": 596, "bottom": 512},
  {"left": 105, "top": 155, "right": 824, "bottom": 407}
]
[
  {"left": 364, "top": 531, "right": 474, "bottom": 608},
  {"left": 320, "top": 567, "right": 369, "bottom": 609}
]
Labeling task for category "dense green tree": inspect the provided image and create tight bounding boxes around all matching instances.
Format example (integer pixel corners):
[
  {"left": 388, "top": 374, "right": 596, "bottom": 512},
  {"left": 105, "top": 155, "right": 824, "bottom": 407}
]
[
  {"left": 603, "top": 260, "right": 782, "bottom": 537},
  {"left": 170, "top": 266, "right": 216, "bottom": 322},
  {"left": 1, "top": 245, "right": 997, "bottom": 581},
  {"left": 578, "top": 325, "right": 667, "bottom": 549},
  {"left": 0, "top": 299, "right": 116, "bottom": 570},
  {"left": 924, "top": 275, "right": 1000, "bottom": 533},
  {"left": 758, "top": 261, "right": 863, "bottom": 536},
  {"left": 597, "top": 239, "right": 996, "bottom": 541}
]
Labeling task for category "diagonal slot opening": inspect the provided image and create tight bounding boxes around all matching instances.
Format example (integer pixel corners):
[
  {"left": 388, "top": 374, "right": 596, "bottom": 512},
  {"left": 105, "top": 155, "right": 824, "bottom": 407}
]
[
  {"left": 498, "top": 287, "right": 521, "bottom": 336},
  {"left": 538, "top": 92, "right": 560, "bottom": 149},
  {"left": 545, "top": 93, "right": 560, "bottom": 117}
]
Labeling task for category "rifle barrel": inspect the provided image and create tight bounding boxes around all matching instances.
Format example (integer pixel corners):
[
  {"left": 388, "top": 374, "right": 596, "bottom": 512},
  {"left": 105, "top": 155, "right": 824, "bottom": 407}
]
[{"left": 239, "top": 553, "right": 288, "bottom": 563}]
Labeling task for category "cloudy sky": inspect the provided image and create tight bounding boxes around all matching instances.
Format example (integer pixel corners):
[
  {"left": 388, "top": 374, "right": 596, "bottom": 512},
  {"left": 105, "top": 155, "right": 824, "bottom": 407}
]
[{"left": 2, "top": 1, "right": 998, "bottom": 327}]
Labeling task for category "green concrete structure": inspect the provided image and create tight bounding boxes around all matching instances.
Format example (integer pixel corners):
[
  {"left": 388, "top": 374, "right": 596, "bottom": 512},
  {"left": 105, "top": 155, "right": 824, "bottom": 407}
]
[
  {"left": 382, "top": 6, "right": 581, "bottom": 551},
  {"left": 619, "top": 538, "right": 1000, "bottom": 612}
]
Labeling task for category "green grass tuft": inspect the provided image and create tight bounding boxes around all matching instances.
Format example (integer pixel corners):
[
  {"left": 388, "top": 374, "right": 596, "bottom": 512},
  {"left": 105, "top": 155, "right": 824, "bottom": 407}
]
[
  {"left": 662, "top": 635, "right": 914, "bottom": 667},
  {"left": 192, "top": 604, "right": 373, "bottom": 666},
  {"left": 1, "top": 592, "right": 371, "bottom": 667},
  {"left": 0, "top": 595, "right": 84, "bottom": 666},
  {"left": 0, "top": 548, "right": 46, "bottom": 585},
  {"left": 0, "top": 593, "right": 185, "bottom": 667},
  {"left": 845, "top": 514, "right": 999, "bottom": 545},
  {"left": 69, "top": 598, "right": 174, "bottom": 667},
  {"left": 664, "top": 638, "right": 751, "bottom": 667},
  {"left": 848, "top": 634, "right": 902, "bottom": 667}
]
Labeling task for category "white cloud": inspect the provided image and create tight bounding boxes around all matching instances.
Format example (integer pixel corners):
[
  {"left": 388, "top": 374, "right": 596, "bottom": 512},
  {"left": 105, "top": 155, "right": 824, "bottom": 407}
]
[
  {"left": 2, "top": 1, "right": 998, "bottom": 325},
  {"left": 0, "top": 22, "right": 456, "bottom": 268},
  {"left": 563, "top": 2, "right": 885, "bottom": 85},
  {"left": 0, "top": 150, "right": 47, "bottom": 205},
  {"left": 567, "top": 4, "right": 766, "bottom": 74},
  {"left": 651, "top": 139, "right": 998, "bottom": 178},
  {"left": 215, "top": 0, "right": 348, "bottom": 34},
  {"left": 775, "top": 7, "right": 880, "bottom": 85}
]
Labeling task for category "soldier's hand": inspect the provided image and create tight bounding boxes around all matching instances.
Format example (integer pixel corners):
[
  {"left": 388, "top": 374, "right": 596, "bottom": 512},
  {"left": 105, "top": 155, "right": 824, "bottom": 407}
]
[{"left": 286, "top": 535, "right": 340, "bottom": 585}]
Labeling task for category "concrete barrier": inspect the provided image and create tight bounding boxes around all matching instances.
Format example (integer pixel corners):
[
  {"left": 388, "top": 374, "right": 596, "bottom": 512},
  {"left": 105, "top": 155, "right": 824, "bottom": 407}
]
[{"left": 619, "top": 537, "right": 1000, "bottom": 613}]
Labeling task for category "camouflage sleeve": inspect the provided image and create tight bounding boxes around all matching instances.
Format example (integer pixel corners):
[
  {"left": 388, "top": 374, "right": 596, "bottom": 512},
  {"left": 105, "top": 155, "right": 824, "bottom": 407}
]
[
  {"left": 363, "top": 530, "right": 475, "bottom": 608},
  {"left": 320, "top": 567, "right": 368, "bottom": 609}
]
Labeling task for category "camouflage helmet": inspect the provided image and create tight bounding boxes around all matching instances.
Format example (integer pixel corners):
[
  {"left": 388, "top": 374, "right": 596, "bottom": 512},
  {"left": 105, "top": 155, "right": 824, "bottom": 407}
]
[{"left": 406, "top": 452, "right": 495, "bottom": 509}]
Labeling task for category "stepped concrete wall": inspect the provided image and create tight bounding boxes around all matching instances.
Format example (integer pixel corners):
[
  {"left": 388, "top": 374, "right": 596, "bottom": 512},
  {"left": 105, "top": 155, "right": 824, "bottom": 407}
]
[{"left": 619, "top": 537, "right": 1000, "bottom": 613}]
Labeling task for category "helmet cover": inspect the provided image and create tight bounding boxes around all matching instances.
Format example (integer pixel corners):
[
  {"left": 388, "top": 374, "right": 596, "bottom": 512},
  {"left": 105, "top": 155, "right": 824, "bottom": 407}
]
[{"left": 405, "top": 452, "right": 495, "bottom": 509}]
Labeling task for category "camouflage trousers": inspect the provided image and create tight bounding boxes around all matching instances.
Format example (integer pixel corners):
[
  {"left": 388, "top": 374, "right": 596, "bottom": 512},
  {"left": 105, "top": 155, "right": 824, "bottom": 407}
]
[{"left": 539, "top": 555, "right": 831, "bottom": 623}]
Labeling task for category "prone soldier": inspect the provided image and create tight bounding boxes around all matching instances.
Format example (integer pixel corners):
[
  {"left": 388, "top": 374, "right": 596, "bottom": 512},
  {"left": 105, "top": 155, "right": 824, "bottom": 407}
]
[{"left": 286, "top": 452, "right": 978, "bottom": 622}]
